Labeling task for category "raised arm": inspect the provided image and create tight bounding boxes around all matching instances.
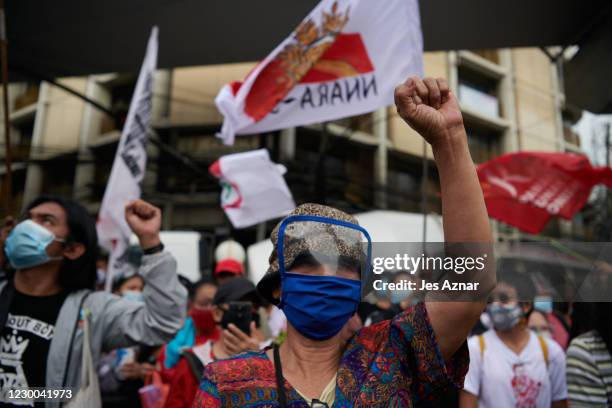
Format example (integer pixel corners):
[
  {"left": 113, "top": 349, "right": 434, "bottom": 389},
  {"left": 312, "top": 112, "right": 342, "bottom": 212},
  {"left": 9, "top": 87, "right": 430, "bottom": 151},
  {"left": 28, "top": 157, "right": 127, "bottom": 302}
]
[
  {"left": 394, "top": 77, "right": 494, "bottom": 360},
  {"left": 98, "top": 200, "right": 187, "bottom": 350}
]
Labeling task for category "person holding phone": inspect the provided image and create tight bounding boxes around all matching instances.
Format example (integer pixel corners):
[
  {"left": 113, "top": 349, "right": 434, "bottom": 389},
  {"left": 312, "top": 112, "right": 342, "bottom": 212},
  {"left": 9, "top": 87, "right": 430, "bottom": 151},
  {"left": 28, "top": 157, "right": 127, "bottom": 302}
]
[{"left": 163, "top": 277, "right": 264, "bottom": 408}]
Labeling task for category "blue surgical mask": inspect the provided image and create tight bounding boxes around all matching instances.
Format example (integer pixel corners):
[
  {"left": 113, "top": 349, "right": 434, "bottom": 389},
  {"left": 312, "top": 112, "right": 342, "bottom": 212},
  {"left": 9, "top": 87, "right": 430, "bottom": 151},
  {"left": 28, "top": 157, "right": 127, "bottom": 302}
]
[
  {"left": 4, "top": 220, "right": 65, "bottom": 269},
  {"left": 534, "top": 296, "right": 553, "bottom": 314},
  {"left": 122, "top": 290, "right": 145, "bottom": 303},
  {"left": 391, "top": 289, "right": 412, "bottom": 304},
  {"left": 279, "top": 272, "right": 361, "bottom": 341}
]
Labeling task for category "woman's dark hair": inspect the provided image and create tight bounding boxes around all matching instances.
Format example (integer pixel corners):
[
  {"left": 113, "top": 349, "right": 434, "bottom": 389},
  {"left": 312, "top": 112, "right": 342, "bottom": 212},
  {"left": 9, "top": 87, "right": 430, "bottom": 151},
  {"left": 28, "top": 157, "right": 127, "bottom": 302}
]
[
  {"left": 194, "top": 276, "right": 215, "bottom": 289},
  {"left": 497, "top": 270, "right": 537, "bottom": 302},
  {"left": 113, "top": 274, "right": 145, "bottom": 293},
  {"left": 26, "top": 195, "right": 98, "bottom": 291},
  {"left": 193, "top": 277, "right": 216, "bottom": 298}
]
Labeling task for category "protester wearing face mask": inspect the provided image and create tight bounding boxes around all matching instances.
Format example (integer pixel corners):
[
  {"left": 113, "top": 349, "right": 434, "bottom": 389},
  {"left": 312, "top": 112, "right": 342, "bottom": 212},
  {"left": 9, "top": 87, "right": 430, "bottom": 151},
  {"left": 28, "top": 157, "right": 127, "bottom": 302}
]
[
  {"left": 160, "top": 278, "right": 220, "bottom": 379},
  {"left": 0, "top": 197, "right": 186, "bottom": 407},
  {"left": 533, "top": 294, "right": 567, "bottom": 349},
  {"left": 390, "top": 271, "right": 422, "bottom": 310},
  {"left": 460, "top": 279, "right": 568, "bottom": 408},
  {"left": 98, "top": 267, "right": 156, "bottom": 408},
  {"left": 164, "top": 277, "right": 264, "bottom": 408},
  {"left": 532, "top": 292, "right": 572, "bottom": 350},
  {"left": 113, "top": 268, "right": 145, "bottom": 301},
  {"left": 528, "top": 309, "right": 554, "bottom": 339},
  {"left": 96, "top": 250, "right": 109, "bottom": 290},
  {"left": 193, "top": 76, "right": 496, "bottom": 407}
]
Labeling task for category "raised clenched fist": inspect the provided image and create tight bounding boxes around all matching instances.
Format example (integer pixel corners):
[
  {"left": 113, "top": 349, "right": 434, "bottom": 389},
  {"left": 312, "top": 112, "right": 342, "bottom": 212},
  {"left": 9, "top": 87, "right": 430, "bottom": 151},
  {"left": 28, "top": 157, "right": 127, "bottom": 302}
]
[
  {"left": 125, "top": 199, "right": 161, "bottom": 249},
  {"left": 394, "top": 76, "right": 466, "bottom": 148}
]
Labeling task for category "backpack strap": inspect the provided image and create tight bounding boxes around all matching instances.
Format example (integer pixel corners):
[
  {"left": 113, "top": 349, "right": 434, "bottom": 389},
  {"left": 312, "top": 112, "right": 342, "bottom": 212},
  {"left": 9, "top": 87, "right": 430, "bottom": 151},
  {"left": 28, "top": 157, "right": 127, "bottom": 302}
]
[
  {"left": 477, "top": 334, "right": 486, "bottom": 395},
  {"left": 478, "top": 334, "right": 486, "bottom": 359},
  {"left": 537, "top": 335, "right": 549, "bottom": 368},
  {"left": 182, "top": 350, "right": 205, "bottom": 381}
]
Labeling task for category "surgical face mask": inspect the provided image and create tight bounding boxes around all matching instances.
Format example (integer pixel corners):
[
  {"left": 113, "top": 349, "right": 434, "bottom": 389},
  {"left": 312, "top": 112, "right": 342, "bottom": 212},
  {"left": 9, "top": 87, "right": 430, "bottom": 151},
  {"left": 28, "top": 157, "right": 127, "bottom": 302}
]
[
  {"left": 4, "top": 220, "right": 65, "bottom": 270},
  {"left": 534, "top": 296, "right": 553, "bottom": 314},
  {"left": 373, "top": 279, "right": 389, "bottom": 300},
  {"left": 122, "top": 290, "right": 144, "bottom": 303},
  {"left": 487, "top": 302, "right": 523, "bottom": 331},
  {"left": 280, "top": 272, "right": 361, "bottom": 340},
  {"left": 391, "top": 289, "right": 411, "bottom": 305},
  {"left": 96, "top": 268, "right": 107, "bottom": 285}
]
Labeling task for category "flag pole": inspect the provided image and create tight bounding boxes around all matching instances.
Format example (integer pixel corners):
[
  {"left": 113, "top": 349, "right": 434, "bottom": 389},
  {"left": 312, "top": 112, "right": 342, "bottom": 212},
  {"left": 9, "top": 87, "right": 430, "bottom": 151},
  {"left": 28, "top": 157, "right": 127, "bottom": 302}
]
[{"left": 0, "top": 1, "right": 12, "bottom": 216}]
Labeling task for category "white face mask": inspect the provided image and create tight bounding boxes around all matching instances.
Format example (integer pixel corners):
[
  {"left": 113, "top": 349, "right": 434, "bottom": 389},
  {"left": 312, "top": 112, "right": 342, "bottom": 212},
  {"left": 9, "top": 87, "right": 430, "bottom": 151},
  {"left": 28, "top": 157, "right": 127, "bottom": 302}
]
[
  {"left": 96, "top": 269, "right": 106, "bottom": 284},
  {"left": 121, "top": 290, "right": 144, "bottom": 303}
]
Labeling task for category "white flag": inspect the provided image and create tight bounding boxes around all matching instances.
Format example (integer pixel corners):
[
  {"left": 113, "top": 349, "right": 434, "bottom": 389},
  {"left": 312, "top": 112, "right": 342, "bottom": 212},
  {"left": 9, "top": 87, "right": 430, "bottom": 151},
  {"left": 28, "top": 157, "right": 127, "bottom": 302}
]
[
  {"left": 215, "top": 0, "right": 423, "bottom": 145},
  {"left": 209, "top": 149, "right": 295, "bottom": 228},
  {"left": 97, "top": 27, "right": 158, "bottom": 290}
]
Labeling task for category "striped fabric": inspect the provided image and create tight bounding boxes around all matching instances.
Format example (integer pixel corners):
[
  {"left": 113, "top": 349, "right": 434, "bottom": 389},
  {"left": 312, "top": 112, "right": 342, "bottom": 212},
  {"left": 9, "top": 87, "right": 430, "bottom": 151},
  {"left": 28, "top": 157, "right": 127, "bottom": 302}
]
[{"left": 567, "top": 330, "right": 612, "bottom": 407}]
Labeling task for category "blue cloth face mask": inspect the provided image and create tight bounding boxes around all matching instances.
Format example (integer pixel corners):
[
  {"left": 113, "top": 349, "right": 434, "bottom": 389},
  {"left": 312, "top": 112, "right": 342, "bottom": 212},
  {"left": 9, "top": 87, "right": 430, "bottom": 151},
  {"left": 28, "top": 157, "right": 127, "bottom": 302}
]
[
  {"left": 534, "top": 296, "right": 553, "bottom": 314},
  {"left": 276, "top": 215, "right": 372, "bottom": 341},
  {"left": 4, "top": 220, "right": 65, "bottom": 269},
  {"left": 280, "top": 272, "right": 361, "bottom": 340}
]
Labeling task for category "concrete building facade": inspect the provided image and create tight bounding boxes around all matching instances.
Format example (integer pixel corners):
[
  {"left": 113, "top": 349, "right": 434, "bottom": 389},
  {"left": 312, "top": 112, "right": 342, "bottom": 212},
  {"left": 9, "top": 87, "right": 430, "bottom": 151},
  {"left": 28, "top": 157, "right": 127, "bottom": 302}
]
[{"left": 0, "top": 47, "right": 589, "bottom": 262}]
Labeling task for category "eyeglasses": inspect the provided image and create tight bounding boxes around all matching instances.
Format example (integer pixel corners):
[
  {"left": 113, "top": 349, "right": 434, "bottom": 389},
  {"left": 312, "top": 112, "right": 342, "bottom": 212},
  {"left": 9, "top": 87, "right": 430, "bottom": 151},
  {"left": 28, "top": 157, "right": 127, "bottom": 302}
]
[{"left": 311, "top": 400, "right": 329, "bottom": 408}]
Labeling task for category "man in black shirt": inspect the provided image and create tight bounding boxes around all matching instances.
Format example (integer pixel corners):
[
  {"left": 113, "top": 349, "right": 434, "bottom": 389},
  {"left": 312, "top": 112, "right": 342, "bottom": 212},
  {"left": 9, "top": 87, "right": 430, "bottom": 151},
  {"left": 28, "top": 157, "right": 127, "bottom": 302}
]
[
  {"left": 2, "top": 291, "right": 68, "bottom": 391},
  {"left": 0, "top": 196, "right": 187, "bottom": 407}
]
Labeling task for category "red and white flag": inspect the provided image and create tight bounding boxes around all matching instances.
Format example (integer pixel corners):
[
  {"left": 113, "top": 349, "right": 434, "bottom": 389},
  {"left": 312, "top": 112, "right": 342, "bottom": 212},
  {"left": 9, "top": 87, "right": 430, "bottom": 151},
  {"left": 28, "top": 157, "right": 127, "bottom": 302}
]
[
  {"left": 209, "top": 149, "right": 295, "bottom": 228},
  {"left": 477, "top": 152, "right": 612, "bottom": 234},
  {"left": 97, "top": 27, "right": 158, "bottom": 290},
  {"left": 215, "top": 0, "right": 423, "bottom": 145}
]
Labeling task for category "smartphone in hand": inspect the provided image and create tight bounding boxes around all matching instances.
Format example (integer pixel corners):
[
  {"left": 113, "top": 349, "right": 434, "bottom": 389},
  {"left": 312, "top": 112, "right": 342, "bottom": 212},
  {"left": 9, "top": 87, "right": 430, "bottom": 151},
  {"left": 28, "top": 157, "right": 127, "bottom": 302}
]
[{"left": 221, "top": 301, "right": 253, "bottom": 335}]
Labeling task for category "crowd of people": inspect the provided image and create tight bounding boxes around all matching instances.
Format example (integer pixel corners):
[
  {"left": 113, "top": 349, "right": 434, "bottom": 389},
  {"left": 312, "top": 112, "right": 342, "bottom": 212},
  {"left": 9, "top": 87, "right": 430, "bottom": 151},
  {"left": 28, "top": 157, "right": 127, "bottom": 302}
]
[{"left": 0, "top": 76, "right": 610, "bottom": 407}]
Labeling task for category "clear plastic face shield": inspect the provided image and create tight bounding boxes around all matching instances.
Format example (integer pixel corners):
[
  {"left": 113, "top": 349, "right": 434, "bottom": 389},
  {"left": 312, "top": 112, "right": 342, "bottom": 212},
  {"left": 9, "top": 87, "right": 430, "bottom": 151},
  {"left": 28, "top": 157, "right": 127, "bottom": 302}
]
[{"left": 277, "top": 215, "right": 372, "bottom": 296}]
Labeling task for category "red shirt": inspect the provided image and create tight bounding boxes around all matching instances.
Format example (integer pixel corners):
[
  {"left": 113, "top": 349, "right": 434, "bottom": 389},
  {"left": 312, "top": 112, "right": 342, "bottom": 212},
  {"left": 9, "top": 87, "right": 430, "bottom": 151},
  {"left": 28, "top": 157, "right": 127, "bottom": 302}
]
[{"left": 164, "top": 341, "right": 216, "bottom": 408}]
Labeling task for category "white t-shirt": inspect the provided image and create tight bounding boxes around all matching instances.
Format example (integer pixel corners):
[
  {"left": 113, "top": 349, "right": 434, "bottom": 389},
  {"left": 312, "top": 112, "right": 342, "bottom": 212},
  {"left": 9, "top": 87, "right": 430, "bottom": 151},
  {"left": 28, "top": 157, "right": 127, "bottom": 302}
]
[{"left": 464, "top": 330, "right": 568, "bottom": 408}]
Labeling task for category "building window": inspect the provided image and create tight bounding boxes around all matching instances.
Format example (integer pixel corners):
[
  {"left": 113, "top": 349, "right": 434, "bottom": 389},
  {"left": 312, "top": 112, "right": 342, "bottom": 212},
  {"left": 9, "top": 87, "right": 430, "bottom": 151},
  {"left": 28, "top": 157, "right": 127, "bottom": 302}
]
[
  {"left": 41, "top": 155, "right": 77, "bottom": 197},
  {"left": 12, "top": 121, "right": 34, "bottom": 162},
  {"left": 333, "top": 113, "right": 374, "bottom": 135},
  {"left": 13, "top": 82, "right": 39, "bottom": 111},
  {"left": 97, "top": 75, "right": 137, "bottom": 134},
  {"left": 290, "top": 127, "right": 375, "bottom": 211},
  {"left": 91, "top": 143, "right": 117, "bottom": 202},
  {"left": 465, "top": 123, "right": 501, "bottom": 164},
  {"left": 155, "top": 128, "right": 257, "bottom": 195},
  {"left": 387, "top": 151, "right": 441, "bottom": 214},
  {"left": 458, "top": 65, "right": 501, "bottom": 119},
  {"left": 472, "top": 49, "right": 500, "bottom": 65}
]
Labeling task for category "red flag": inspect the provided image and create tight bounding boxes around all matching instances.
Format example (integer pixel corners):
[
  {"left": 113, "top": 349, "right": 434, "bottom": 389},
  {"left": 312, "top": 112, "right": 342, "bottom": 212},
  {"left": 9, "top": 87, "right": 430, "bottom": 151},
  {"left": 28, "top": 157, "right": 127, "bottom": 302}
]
[{"left": 477, "top": 152, "right": 612, "bottom": 234}]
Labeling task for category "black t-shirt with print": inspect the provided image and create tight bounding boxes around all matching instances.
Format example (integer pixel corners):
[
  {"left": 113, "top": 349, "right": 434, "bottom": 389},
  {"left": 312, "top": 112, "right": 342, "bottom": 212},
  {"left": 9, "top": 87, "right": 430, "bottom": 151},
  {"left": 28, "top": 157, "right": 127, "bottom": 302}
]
[{"left": 0, "top": 290, "right": 67, "bottom": 406}]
